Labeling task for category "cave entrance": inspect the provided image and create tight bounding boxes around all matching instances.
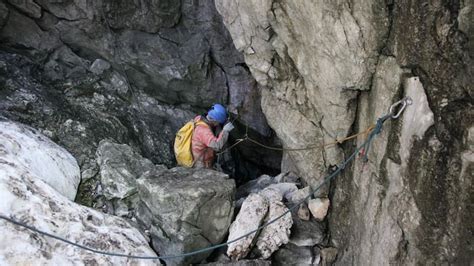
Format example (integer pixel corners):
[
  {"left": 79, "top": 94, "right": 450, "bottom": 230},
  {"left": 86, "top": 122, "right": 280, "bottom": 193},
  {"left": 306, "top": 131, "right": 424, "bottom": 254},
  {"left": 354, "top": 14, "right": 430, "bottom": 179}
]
[{"left": 216, "top": 119, "right": 282, "bottom": 187}]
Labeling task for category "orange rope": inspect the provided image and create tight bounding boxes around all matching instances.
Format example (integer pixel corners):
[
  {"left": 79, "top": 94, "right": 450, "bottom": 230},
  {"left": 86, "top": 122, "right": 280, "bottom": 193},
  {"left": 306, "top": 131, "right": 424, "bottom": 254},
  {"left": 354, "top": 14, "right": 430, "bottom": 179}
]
[{"left": 220, "top": 124, "right": 376, "bottom": 153}]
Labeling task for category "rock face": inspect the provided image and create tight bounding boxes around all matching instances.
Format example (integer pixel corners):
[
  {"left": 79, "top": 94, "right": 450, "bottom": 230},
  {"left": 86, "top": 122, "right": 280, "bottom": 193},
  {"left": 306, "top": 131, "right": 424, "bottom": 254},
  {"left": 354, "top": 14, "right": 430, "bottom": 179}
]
[
  {"left": 217, "top": 0, "right": 473, "bottom": 265},
  {"left": 137, "top": 167, "right": 236, "bottom": 265},
  {"left": 0, "top": 120, "right": 158, "bottom": 265},
  {"left": 0, "top": 119, "right": 80, "bottom": 200},
  {"left": 216, "top": 0, "right": 389, "bottom": 189},
  {"left": 0, "top": 0, "right": 281, "bottom": 206},
  {"left": 0, "top": 0, "right": 472, "bottom": 265}
]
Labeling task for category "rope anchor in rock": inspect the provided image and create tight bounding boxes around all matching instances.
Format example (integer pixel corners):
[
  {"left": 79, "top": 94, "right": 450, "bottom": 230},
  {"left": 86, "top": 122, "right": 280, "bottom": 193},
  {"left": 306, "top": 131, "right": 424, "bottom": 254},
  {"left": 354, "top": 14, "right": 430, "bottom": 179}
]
[
  {"left": 389, "top": 96, "right": 413, "bottom": 119},
  {"left": 0, "top": 97, "right": 413, "bottom": 261},
  {"left": 221, "top": 96, "right": 413, "bottom": 155}
]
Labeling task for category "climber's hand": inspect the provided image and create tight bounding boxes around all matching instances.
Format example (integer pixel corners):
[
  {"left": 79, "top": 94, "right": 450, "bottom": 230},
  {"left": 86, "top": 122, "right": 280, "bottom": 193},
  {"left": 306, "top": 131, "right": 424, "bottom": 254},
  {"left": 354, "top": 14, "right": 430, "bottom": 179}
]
[{"left": 223, "top": 122, "right": 234, "bottom": 132}]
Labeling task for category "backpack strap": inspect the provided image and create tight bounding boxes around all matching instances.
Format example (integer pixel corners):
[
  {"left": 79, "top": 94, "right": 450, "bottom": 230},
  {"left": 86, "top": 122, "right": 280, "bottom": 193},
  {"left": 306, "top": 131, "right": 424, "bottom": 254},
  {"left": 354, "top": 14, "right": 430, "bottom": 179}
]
[{"left": 191, "top": 120, "right": 210, "bottom": 167}]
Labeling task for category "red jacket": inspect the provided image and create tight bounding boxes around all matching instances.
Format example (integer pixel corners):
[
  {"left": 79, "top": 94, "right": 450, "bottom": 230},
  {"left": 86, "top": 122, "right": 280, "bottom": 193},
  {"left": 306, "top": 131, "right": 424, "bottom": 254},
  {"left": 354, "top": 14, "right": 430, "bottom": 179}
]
[{"left": 191, "top": 115, "right": 229, "bottom": 168}]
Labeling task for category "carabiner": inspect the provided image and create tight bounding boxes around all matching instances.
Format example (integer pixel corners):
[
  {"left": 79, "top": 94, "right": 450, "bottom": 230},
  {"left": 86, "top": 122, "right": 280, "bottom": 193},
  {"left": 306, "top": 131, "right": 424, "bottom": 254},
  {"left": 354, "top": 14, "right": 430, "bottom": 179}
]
[{"left": 389, "top": 96, "right": 413, "bottom": 119}]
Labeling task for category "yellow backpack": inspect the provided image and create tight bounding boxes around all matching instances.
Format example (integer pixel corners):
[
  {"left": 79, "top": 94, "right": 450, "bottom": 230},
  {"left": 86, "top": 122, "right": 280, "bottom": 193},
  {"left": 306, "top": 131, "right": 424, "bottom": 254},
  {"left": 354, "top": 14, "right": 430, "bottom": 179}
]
[{"left": 174, "top": 120, "right": 208, "bottom": 167}]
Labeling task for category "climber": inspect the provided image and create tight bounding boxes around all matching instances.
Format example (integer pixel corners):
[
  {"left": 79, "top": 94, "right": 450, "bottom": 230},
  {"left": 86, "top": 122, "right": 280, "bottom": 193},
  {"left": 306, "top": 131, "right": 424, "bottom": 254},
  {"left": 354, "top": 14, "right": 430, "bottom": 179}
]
[{"left": 191, "top": 104, "right": 234, "bottom": 168}]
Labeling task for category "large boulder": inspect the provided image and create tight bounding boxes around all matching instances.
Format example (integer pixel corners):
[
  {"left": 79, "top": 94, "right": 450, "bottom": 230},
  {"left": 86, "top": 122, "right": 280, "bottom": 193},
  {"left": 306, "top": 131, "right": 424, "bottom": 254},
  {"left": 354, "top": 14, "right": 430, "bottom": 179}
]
[
  {"left": 0, "top": 119, "right": 80, "bottom": 200},
  {"left": 97, "top": 140, "right": 155, "bottom": 201},
  {"left": 0, "top": 120, "right": 158, "bottom": 265},
  {"left": 93, "top": 139, "right": 238, "bottom": 265},
  {"left": 95, "top": 140, "right": 163, "bottom": 217},
  {"left": 227, "top": 187, "right": 293, "bottom": 261},
  {"left": 227, "top": 193, "right": 269, "bottom": 260},
  {"left": 137, "top": 167, "right": 236, "bottom": 265}
]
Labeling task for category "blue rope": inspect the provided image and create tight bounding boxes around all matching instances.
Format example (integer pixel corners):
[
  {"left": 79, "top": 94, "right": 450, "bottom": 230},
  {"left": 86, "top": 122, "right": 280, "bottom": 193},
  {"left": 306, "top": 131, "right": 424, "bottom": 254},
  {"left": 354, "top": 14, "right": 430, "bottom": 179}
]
[
  {"left": 0, "top": 115, "right": 392, "bottom": 261},
  {"left": 361, "top": 114, "right": 391, "bottom": 162}
]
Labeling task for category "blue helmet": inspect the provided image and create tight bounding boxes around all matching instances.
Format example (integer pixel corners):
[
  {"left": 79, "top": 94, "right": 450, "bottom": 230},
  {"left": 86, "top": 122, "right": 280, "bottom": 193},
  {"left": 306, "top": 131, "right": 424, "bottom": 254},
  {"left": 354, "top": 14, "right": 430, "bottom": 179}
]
[{"left": 207, "top": 104, "right": 228, "bottom": 124}]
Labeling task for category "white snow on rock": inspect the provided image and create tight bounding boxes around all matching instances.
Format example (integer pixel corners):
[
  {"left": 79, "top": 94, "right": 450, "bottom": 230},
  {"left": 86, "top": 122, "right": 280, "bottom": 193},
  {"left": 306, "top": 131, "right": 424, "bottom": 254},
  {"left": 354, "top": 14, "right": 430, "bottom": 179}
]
[
  {"left": 0, "top": 120, "right": 80, "bottom": 200},
  {"left": 0, "top": 119, "right": 159, "bottom": 265}
]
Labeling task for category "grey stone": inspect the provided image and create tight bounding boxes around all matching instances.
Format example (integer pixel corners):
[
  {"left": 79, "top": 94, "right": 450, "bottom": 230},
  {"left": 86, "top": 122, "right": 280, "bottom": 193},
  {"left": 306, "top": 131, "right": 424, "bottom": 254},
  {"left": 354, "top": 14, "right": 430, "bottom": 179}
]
[
  {"left": 202, "top": 260, "right": 271, "bottom": 266},
  {"left": 297, "top": 204, "right": 310, "bottom": 221},
  {"left": 458, "top": 2, "right": 474, "bottom": 54},
  {"left": 95, "top": 140, "right": 160, "bottom": 218},
  {"left": 7, "top": 0, "right": 41, "bottom": 18},
  {"left": 102, "top": 0, "right": 181, "bottom": 33},
  {"left": 273, "top": 172, "right": 300, "bottom": 183},
  {"left": 287, "top": 186, "right": 312, "bottom": 204},
  {"left": 1, "top": 0, "right": 472, "bottom": 265},
  {"left": 109, "top": 71, "right": 130, "bottom": 97},
  {"left": 266, "top": 183, "right": 298, "bottom": 201},
  {"left": 0, "top": 9, "right": 60, "bottom": 53},
  {"left": 259, "top": 187, "right": 283, "bottom": 203},
  {"left": 320, "top": 247, "right": 338, "bottom": 266},
  {"left": 97, "top": 140, "right": 155, "bottom": 200},
  {"left": 90, "top": 59, "right": 111, "bottom": 75},
  {"left": 235, "top": 174, "right": 298, "bottom": 204},
  {"left": 272, "top": 243, "right": 314, "bottom": 266},
  {"left": 0, "top": 2, "right": 9, "bottom": 28},
  {"left": 44, "top": 45, "right": 89, "bottom": 81},
  {"left": 137, "top": 167, "right": 235, "bottom": 265},
  {"left": 236, "top": 174, "right": 275, "bottom": 200},
  {"left": 229, "top": 185, "right": 293, "bottom": 261},
  {"left": 289, "top": 216, "right": 325, "bottom": 247}
]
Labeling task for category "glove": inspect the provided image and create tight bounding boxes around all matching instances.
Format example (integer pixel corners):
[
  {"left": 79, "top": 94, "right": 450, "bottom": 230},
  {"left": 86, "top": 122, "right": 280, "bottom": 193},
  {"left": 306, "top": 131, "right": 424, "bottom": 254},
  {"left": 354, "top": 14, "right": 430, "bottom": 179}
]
[{"left": 223, "top": 122, "right": 234, "bottom": 132}]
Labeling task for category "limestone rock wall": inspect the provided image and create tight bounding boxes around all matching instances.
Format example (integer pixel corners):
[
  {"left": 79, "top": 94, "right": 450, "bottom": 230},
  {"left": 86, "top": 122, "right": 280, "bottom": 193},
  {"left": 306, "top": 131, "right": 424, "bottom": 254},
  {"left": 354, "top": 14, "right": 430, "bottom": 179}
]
[
  {"left": 0, "top": 0, "right": 281, "bottom": 206},
  {"left": 216, "top": 0, "right": 473, "bottom": 264},
  {"left": 216, "top": 0, "right": 389, "bottom": 189}
]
